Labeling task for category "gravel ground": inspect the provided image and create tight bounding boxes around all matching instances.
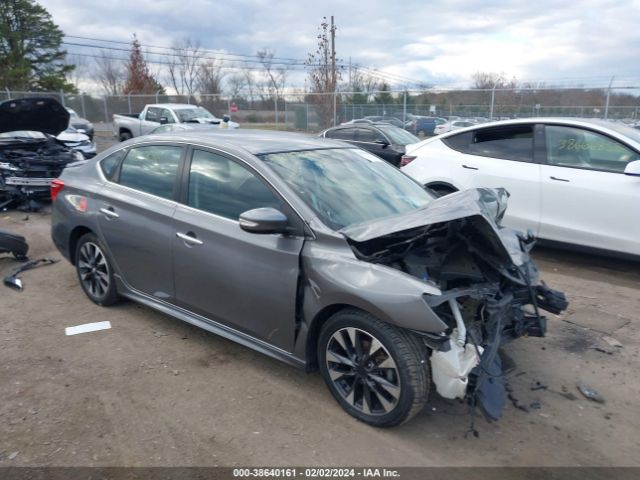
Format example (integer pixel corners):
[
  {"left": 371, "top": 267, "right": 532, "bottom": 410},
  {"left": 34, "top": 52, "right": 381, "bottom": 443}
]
[{"left": 0, "top": 135, "right": 638, "bottom": 467}]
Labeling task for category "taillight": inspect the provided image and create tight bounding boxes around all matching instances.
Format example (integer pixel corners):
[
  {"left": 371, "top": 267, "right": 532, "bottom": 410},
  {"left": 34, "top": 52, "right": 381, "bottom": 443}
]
[
  {"left": 50, "top": 179, "right": 64, "bottom": 202},
  {"left": 400, "top": 155, "right": 416, "bottom": 167}
]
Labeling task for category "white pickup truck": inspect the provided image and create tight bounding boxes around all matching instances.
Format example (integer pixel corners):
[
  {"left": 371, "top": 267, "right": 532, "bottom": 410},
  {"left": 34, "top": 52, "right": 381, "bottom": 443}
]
[{"left": 112, "top": 103, "right": 237, "bottom": 141}]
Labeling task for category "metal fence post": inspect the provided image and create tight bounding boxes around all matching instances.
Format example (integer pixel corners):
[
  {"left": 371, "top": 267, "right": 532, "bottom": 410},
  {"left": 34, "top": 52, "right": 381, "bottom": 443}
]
[
  {"left": 274, "top": 92, "right": 278, "bottom": 129},
  {"left": 306, "top": 103, "right": 309, "bottom": 132},
  {"left": 402, "top": 91, "right": 407, "bottom": 123},
  {"left": 604, "top": 76, "right": 614, "bottom": 119},
  {"left": 127, "top": 93, "right": 132, "bottom": 113},
  {"left": 80, "top": 94, "right": 86, "bottom": 118},
  {"left": 489, "top": 85, "right": 496, "bottom": 120},
  {"left": 333, "top": 91, "right": 337, "bottom": 127},
  {"left": 103, "top": 96, "right": 109, "bottom": 123},
  {"left": 59, "top": 90, "right": 65, "bottom": 107},
  {"left": 6, "top": 88, "right": 11, "bottom": 100},
  {"left": 155, "top": 89, "right": 161, "bottom": 103}
]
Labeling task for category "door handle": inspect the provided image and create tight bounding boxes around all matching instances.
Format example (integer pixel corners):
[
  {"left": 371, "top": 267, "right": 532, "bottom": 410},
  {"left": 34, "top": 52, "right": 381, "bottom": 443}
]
[
  {"left": 550, "top": 176, "right": 570, "bottom": 182},
  {"left": 176, "top": 232, "right": 203, "bottom": 246},
  {"left": 462, "top": 164, "right": 479, "bottom": 170},
  {"left": 99, "top": 207, "right": 119, "bottom": 219}
]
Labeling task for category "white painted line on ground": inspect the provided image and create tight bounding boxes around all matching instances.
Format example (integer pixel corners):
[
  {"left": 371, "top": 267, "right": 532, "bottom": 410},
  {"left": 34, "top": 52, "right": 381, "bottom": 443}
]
[{"left": 65, "top": 321, "right": 112, "bottom": 336}]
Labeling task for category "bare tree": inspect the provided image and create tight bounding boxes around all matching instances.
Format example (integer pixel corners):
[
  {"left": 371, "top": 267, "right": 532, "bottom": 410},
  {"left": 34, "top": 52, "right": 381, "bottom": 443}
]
[
  {"left": 167, "top": 38, "right": 204, "bottom": 95},
  {"left": 241, "top": 63, "right": 257, "bottom": 105},
  {"left": 257, "top": 48, "right": 287, "bottom": 100},
  {"left": 225, "top": 72, "right": 246, "bottom": 99},
  {"left": 197, "top": 59, "right": 225, "bottom": 94},
  {"left": 471, "top": 71, "right": 517, "bottom": 89},
  {"left": 305, "top": 17, "right": 340, "bottom": 127},
  {"left": 65, "top": 53, "right": 89, "bottom": 91},
  {"left": 93, "top": 49, "right": 123, "bottom": 95},
  {"left": 346, "top": 68, "right": 379, "bottom": 104}
]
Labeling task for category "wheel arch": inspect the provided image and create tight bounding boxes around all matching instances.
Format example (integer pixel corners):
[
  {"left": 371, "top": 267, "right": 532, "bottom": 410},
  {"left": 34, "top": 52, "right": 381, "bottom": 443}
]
[
  {"left": 304, "top": 303, "right": 369, "bottom": 371},
  {"left": 68, "top": 225, "right": 94, "bottom": 265},
  {"left": 424, "top": 181, "right": 458, "bottom": 194}
]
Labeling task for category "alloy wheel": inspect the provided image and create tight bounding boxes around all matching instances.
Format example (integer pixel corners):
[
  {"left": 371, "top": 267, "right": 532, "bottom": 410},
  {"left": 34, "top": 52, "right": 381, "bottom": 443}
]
[
  {"left": 325, "top": 327, "right": 401, "bottom": 416},
  {"left": 78, "top": 242, "right": 110, "bottom": 299}
]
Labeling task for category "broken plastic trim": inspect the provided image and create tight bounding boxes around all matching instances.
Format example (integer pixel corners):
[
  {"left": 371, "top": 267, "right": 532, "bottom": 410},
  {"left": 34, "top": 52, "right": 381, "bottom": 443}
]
[{"left": 3, "top": 258, "right": 58, "bottom": 291}]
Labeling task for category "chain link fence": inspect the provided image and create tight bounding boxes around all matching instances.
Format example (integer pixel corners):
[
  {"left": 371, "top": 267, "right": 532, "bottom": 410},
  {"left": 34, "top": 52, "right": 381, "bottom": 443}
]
[{"left": 1, "top": 86, "right": 638, "bottom": 134}]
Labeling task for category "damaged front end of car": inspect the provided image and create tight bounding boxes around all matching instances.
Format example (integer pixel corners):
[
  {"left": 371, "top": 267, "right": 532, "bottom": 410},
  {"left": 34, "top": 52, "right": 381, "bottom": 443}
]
[
  {"left": 342, "top": 188, "right": 568, "bottom": 421},
  {"left": 0, "top": 98, "right": 79, "bottom": 211}
]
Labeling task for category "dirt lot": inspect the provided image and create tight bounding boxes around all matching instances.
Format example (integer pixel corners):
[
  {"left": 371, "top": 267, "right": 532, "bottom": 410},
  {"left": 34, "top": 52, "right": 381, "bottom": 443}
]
[{"left": 0, "top": 134, "right": 638, "bottom": 467}]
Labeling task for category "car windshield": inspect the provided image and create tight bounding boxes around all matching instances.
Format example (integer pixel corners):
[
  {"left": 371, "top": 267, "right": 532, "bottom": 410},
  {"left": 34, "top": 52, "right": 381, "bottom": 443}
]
[
  {"left": 377, "top": 126, "right": 420, "bottom": 145},
  {"left": 260, "top": 148, "right": 433, "bottom": 230},
  {"left": 174, "top": 107, "right": 216, "bottom": 122}
]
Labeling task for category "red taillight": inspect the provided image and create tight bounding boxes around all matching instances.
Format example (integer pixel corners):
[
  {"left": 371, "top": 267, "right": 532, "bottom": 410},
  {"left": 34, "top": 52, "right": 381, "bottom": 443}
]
[
  {"left": 50, "top": 179, "right": 65, "bottom": 202},
  {"left": 400, "top": 155, "right": 416, "bottom": 167}
]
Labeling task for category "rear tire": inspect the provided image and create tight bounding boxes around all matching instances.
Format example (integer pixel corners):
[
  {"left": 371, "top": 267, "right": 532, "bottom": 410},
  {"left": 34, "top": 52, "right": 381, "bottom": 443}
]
[
  {"left": 75, "top": 233, "right": 120, "bottom": 306},
  {"left": 318, "top": 309, "right": 429, "bottom": 427}
]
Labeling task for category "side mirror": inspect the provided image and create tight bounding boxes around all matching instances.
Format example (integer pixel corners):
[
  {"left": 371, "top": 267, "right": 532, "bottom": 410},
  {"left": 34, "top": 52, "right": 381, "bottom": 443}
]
[
  {"left": 159, "top": 116, "right": 169, "bottom": 125},
  {"left": 624, "top": 159, "right": 640, "bottom": 176},
  {"left": 239, "top": 208, "right": 289, "bottom": 234},
  {"left": 375, "top": 139, "right": 390, "bottom": 148}
]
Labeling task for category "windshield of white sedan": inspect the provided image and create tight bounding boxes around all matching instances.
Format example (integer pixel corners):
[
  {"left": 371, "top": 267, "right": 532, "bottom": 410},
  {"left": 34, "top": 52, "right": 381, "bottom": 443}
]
[
  {"left": 260, "top": 148, "right": 432, "bottom": 230},
  {"left": 174, "top": 107, "right": 215, "bottom": 122}
]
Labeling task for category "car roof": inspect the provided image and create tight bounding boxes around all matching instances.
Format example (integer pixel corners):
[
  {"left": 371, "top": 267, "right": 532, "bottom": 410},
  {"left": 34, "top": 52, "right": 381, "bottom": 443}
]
[
  {"left": 142, "top": 129, "right": 351, "bottom": 155},
  {"left": 410, "top": 117, "right": 640, "bottom": 150}
]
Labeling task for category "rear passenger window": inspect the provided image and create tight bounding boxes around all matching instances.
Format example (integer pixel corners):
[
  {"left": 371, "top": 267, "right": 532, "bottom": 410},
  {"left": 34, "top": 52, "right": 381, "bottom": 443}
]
[
  {"left": 357, "top": 128, "right": 377, "bottom": 142},
  {"left": 444, "top": 125, "right": 534, "bottom": 162},
  {"left": 326, "top": 128, "right": 356, "bottom": 140},
  {"left": 118, "top": 145, "right": 182, "bottom": 200},
  {"left": 100, "top": 149, "right": 126, "bottom": 181},
  {"left": 188, "top": 149, "right": 281, "bottom": 220}
]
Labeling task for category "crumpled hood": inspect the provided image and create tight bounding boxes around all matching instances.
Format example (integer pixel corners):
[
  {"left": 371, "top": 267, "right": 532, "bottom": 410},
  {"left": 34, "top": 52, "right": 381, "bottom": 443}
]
[
  {"left": 341, "top": 188, "right": 529, "bottom": 266},
  {"left": 0, "top": 97, "right": 70, "bottom": 136}
]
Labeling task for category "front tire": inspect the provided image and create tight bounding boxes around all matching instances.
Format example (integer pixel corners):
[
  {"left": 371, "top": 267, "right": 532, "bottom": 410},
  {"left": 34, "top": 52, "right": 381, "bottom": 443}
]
[
  {"left": 75, "top": 233, "right": 120, "bottom": 306},
  {"left": 318, "top": 309, "right": 429, "bottom": 427},
  {"left": 119, "top": 130, "right": 132, "bottom": 142}
]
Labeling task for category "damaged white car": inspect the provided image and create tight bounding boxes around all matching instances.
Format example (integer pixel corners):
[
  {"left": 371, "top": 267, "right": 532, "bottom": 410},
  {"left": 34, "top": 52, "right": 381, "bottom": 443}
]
[{"left": 0, "top": 97, "right": 82, "bottom": 210}]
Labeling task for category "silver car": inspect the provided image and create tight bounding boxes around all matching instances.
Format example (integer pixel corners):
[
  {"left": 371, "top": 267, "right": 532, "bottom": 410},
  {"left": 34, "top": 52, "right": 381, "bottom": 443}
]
[{"left": 51, "top": 130, "right": 566, "bottom": 427}]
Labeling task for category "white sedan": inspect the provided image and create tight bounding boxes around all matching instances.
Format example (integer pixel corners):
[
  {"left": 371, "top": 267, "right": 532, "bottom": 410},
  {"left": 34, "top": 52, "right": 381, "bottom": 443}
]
[
  {"left": 434, "top": 119, "right": 477, "bottom": 135},
  {"left": 401, "top": 118, "right": 640, "bottom": 257}
]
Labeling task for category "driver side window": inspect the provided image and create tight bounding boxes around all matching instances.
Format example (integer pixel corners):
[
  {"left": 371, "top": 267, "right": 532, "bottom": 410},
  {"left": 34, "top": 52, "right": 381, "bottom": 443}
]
[
  {"left": 187, "top": 149, "right": 282, "bottom": 220},
  {"left": 546, "top": 125, "right": 639, "bottom": 173}
]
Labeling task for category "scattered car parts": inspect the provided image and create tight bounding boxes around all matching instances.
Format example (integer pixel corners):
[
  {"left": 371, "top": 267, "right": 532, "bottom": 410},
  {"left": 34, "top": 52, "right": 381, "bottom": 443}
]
[
  {"left": 0, "top": 228, "right": 29, "bottom": 260},
  {"left": 3, "top": 257, "right": 58, "bottom": 291}
]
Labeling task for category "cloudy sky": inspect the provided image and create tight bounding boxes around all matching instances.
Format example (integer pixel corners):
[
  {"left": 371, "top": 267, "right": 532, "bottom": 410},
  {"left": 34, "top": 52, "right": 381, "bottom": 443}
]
[{"left": 40, "top": 0, "right": 640, "bottom": 90}]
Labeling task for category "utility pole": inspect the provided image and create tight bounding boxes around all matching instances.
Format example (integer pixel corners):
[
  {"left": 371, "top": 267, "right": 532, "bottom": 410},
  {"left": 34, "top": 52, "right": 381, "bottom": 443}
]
[
  {"left": 604, "top": 75, "right": 615, "bottom": 120},
  {"left": 331, "top": 15, "right": 337, "bottom": 126},
  {"left": 331, "top": 16, "right": 336, "bottom": 92}
]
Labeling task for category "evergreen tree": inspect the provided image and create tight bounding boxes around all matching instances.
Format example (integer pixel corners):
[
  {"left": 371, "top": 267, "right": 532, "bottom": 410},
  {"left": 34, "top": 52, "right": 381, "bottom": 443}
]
[{"left": 0, "top": 0, "right": 75, "bottom": 92}]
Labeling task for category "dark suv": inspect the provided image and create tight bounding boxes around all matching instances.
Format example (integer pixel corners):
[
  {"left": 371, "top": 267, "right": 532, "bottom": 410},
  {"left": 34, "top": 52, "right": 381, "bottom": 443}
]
[
  {"left": 406, "top": 116, "right": 446, "bottom": 136},
  {"left": 320, "top": 124, "right": 420, "bottom": 166}
]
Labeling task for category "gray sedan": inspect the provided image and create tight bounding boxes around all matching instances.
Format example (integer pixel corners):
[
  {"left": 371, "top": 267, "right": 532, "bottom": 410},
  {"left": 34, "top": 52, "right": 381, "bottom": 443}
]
[{"left": 51, "top": 130, "right": 566, "bottom": 427}]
